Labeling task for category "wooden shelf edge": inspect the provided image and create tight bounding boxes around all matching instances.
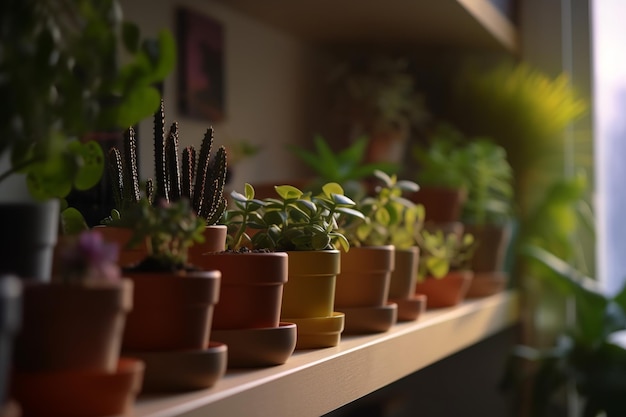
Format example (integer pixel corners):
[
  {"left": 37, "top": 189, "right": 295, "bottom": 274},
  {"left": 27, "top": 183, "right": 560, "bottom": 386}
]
[
  {"left": 130, "top": 290, "right": 520, "bottom": 417},
  {"left": 458, "top": 0, "right": 520, "bottom": 53}
]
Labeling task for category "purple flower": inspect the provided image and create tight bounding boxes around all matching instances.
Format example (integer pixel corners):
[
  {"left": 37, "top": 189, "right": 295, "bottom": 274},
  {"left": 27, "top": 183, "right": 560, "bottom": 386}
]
[{"left": 59, "top": 230, "right": 121, "bottom": 283}]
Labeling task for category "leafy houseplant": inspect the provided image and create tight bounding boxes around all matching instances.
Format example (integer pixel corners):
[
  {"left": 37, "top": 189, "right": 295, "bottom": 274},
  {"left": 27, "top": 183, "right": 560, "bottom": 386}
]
[
  {"left": 461, "top": 138, "right": 515, "bottom": 297},
  {"left": 331, "top": 171, "right": 422, "bottom": 333},
  {"left": 0, "top": 0, "right": 175, "bottom": 283},
  {"left": 461, "top": 139, "right": 514, "bottom": 226},
  {"left": 288, "top": 134, "right": 399, "bottom": 200},
  {"left": 448, "top": 62, "right": 587, "bottom": 218},
  {"left": 351, "top": 170, "right": 426, "bottom": 321},
  {"left": 414, "top": 228, "right": 476, "bottom": 308},
  {"left": 507, "top": 245, "right": 626, "bottom": 417},
  {"left": 224, "top": 182, "right": 364, "bottom": 253},
  {"left": 328, "top": 56, "right": 429, "bottom": 165},
  {"left": 120, "top": 198, "right": 206, "bottom": 272},
  {"left": 0, "top": 0, "right": 175, "bottom": 200},
  {"left": 110, "top": 197, "right": 224, "bottom": 391},
  {"left": 409, "top": 123, "right": 470, "bottom": 223}
]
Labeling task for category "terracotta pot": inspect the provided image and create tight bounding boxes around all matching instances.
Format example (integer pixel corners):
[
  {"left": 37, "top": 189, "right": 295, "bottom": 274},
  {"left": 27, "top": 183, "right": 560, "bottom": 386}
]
[
  {"left": 281, "top": 250, "right": 340, "bottom": 319},
  {"left": 0, "top": 276, "right": 21, "bottom": 407},
  {"left": 94, "top": 226, "right": 146, "bottom": 268},
  {"left": 415, "top": 270, "right": 473, "bottom": 308},
  {"left": 122, "top": 270, "right": 220, "bottom": 351},
  {"left": 14, "top": 280, "right": 133, "bottom": 373},
  {"left": 187, "top": 225, "right": 228, "bottom": 266},
  {"left": 407, "top": 186, "right": 467, "bottom": 223},
  {"left": 336, "top": 246, "right": 395, "bottom": 308},
  {"left": 466, "top": 271, "right": 508, "bottom": 298},
  {"left": 11, "top": 357, "right": 144, "bottom": 417},
  {"left": 0, "top": 200, "right": 59, "bottom": 282},
  {"left": 197, "top": 252, "right": 288, "bottom": 330},
  {"left": 464, "top": 223, "right": 513, "bottom": 273},
  {"left": 130, "top": 342, "right": 227, "bottom": 392},
  {"left": 388, "top": 247, "right": 419, "bottom": 300}
]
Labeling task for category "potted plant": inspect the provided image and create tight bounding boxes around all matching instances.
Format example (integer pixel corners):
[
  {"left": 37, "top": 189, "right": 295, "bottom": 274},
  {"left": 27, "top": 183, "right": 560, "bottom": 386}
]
[
  {"left": 328, "top": 56, "right": 429, "bottom": 166},
  {"left": 101, "top": 101, "right": 228, "bottom": 266},
  {"left": 239, "top": 182, "right": 364, "bottom": 349},
  {"left": 506, "top": 245, "right": 626, "bottom": 417},
  {"left": 357, "top": 170, "right": 428, "bottom": 321},
  {"left": 287, "top": 134, "right": 399, "bottom": 200},
  {"left": 113, "top": 198, "right": 226, "bottom": 392},
  {"left": 333, "top": 170, "right": 421, "bottom": 333},
  {"left": 414, "top": 228, "right": 476, "bottom": 308},
  {"left": 194, "top": 184, "right": 292, "bottom": 367},
  {"left": 460, "top": 139, "right": 515, "bottom": 298},
  {"left": 408, "top": 122, "right": 469, "bottom": 224},
  {"left": 11, "top": 229, "right": 142, "bottom": 417},
  {"left": 0, "top": 0, "right": 174, "bottom": 282}
]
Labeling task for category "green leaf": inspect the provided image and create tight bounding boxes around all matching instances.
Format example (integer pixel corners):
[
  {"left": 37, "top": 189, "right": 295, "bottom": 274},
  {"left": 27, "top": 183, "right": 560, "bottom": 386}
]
[
  {"left": 70, "top": 141, "right": 104, "bottom": 190},
  {"left": 122, "top": 22, "right": 140, "bottom": 53},
  {"left": 426, "top": 257, "right": 449, "bottom": 278},
  {"left": 60, "top": 207, "right": 89, "bottom": 235},
  {"left": 275, "top": 185, "right": 303, "bottom": 200},
  {"left": 322, "top": 182, "right": 344, "bottom": 198},
  {"left": 113, "top": 85, "right": 162, "bottom": 128},
  {"left": 336, "top": 207, "right": 366, "bottom": 219},
  {"left": 244, "top": 183, "right": 255, "bottom": 199}
]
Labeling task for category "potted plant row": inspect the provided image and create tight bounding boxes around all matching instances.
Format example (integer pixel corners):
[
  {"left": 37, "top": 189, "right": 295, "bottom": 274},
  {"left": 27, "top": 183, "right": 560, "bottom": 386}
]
[{"left": 219, "top": 182, "right": 364, "bottom": 350}]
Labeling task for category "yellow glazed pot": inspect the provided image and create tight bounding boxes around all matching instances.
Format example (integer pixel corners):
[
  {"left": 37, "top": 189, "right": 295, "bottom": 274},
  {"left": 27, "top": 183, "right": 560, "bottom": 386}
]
[{"left": 281, "top": 250, "right": 340, "bottom": 319}]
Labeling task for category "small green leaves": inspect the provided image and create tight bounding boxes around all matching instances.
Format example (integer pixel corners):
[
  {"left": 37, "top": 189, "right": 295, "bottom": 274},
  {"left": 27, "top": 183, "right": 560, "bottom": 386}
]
[{"left": 221, "top": 181, "right": 364, "bottom": 252}]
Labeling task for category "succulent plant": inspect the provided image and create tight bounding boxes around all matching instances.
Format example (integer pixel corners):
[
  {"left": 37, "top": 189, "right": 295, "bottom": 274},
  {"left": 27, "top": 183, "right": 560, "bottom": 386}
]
[
  {"left": 222, "top": 182, "right": 364, "bottom": 252},
  {"left": 121, "top": 198, "right": 205, "bottom": 271},
  {"left": 106, "top": 101, "right": 227, "bottom": 225},
  {"left": 416, "top": 229, "right": 475, "bottom": 280},
  {"left": 337, "top": 170, "right": 423, "bottom": 249}
]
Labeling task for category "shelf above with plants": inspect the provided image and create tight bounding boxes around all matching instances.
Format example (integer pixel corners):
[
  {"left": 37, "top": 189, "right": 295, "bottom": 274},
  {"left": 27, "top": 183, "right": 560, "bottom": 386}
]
[
  {"left": 211, "top": 0, "right": 519, "bottom": 53},
  {"left": 129, "top": 290, "right": 519, "bottom": 417}
]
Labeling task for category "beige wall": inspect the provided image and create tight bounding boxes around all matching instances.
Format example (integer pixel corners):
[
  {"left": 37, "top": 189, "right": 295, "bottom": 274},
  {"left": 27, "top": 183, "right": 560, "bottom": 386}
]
[{"left": 122, "top": 0, "right": 329, "bottom": 192}]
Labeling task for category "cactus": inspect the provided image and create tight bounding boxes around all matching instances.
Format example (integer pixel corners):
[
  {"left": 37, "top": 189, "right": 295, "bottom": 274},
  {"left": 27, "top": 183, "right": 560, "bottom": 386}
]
[
  {"left": 106, "top": 103, "right": 227, "bottom": 225},
  {"left": 153, "top": 99, "right": 169, "bottom": 202},
  {"left": 106, "top": 126, "right": 141, "bottom": 221}
]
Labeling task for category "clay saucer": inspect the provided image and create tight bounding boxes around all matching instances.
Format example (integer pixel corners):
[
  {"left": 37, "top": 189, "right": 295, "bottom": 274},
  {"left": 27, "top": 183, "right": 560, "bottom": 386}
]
[
  {"left": 391, "top": 294, "right": 427, "bottom": 322},
  {"left": 11, "top": 357, "right": 144, "bottom": 417},
  {"left": 341, "top": 302, "right": 398, "bottom": 335},
  {"left": 126, "top": 341, "right": 227, "bottom": 392},
  {"left": 284, "top": 312, "right": 345, "bottom": 349},
  {"left": 212, "top": 322, "right": 297, "bottom": 368}
]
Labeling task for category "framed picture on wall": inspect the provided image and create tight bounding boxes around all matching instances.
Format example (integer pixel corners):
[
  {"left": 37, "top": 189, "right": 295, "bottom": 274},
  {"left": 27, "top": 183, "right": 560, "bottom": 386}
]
[{"left": 176, "top": 7, "right": 225, "bottom": 122}]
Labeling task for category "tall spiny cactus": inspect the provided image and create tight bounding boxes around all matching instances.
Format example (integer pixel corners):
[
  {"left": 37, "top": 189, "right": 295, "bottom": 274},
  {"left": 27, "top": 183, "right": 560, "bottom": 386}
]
[
  {"left": 185, "top": 128, "right": 227, "bottom": 225},
  {"left": 106, "top": 103, "right": 227, "bottom": 225},
  {"left": 154, "top": 99, "right": 169, "bottom": 202},
  {"left": 107, "top": 126, "right": 141, "bottom": 220},
  {"left": 181, "top": 146, "right": 196, "bottom": 201},
  {"left": 165, "top": 122, "right": 182, "bottom": 201}
]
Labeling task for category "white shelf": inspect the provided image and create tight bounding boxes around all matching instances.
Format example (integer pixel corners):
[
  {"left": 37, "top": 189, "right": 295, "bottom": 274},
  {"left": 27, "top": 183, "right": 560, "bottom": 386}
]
[
  {"left": 211, "top": 0, "right": 518, "bottom": 53},
  {"left": 130, "top": 290, "right": 520, "bottom": 417}
]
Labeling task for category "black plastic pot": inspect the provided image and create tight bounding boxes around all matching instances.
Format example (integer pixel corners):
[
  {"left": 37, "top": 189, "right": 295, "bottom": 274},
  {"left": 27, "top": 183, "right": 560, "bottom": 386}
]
[{"left": 0, "top": 200, "right": 59, "bottom": 282}]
